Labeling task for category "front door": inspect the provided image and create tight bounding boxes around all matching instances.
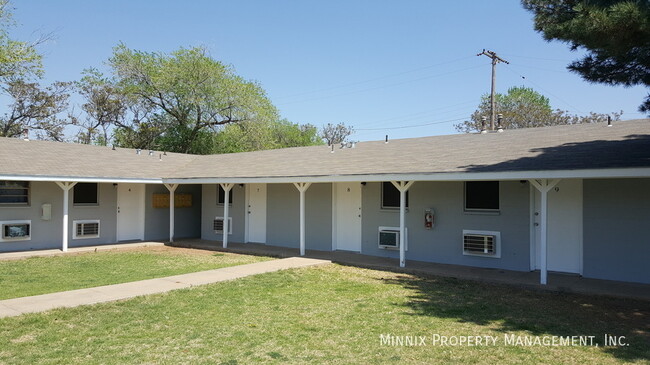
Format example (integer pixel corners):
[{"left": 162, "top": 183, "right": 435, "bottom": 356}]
[
  {"left": 117, "top": 183, "right": 145, "bottom": 241},
  {"left": 533, "top": 179, "right": 582, "bottom": 274},
  {"left": 333, "top": 182, "right": 362, "bottom": 251},
  {"left": 247, "top": 183, "right": 267, "bottom": 243}
]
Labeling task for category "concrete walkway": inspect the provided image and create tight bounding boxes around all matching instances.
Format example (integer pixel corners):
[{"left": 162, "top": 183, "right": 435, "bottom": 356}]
[
  {"left": 0, "top": 257, "right": 330, "bottom": 318},
  {"left": 0, "top": 241, "right": 166, "bottom": 261}
]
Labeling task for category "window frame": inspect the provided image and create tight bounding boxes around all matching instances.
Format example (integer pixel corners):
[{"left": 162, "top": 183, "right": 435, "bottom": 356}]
[
  {"left": 0, "top": 181, "right": 30, "bottom": 206},
  {"left": 72, "top": 219, "right": 100, "bottom": 239},
  {"left": 73, "top": 183, "right": 99, "bottom": 207},
  {"left": 464, "top": 181, "right": 500, "bottom": 212},
  {"left": 217, "top": 185, "right": 233, "bottom": 206},
  {"left": 380, "top": 182, "right": 409, "bottom": 210},
  {"left": 0, "top": 220, "right": 31, "bottom": 241}
]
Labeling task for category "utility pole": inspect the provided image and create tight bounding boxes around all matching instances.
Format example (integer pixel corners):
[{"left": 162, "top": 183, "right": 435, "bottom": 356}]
[{"left": 477, "top": 49, "right": 509, "bottom": 131}]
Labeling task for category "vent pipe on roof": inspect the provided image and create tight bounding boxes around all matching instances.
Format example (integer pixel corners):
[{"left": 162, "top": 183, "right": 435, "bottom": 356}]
[
  {"left": 607, "top": 115, "right": 612, "bottom": 127},
  {"left": 497, "top": 114, "right": 504, "bottom": 133},
  {"left": 330, "top": 144, "right": 334, "bottom": 153},
  {"left": 112, "top": 145, "right": 116, "bottom": 150},
  {"left": 148, "top": 150, "right": 154, "bottom": 156},
  {"left": 136, "top": 149, "right": 141, "bottom": 155},
  {"left": 480, "top": 116, "right": 487, "bottom": 134},
  {"left": 159, "top": 153, "right": 162, "bottom": 161},
  {"left": 385, "top": 135, "right": 389, "bottom": 144},
  {"left": 22, "top": 128, "right": 29, "bottom": 141}
]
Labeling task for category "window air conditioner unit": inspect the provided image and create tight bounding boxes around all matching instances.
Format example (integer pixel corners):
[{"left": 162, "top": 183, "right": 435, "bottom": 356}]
[
  {"left": 213, "top": 217, "right": 232, "bottom": 234},
  {"left": 378, "top": 226, "right": 407, "bottom": 250}
]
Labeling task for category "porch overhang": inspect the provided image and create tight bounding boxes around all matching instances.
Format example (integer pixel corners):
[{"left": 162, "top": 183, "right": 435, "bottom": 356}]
[{"left": 161, "top": 167, "right": 650, "bottom": 185}]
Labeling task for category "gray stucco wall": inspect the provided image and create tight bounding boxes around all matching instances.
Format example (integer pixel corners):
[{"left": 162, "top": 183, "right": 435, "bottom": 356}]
[
  {"left": 266, "top": 183, "right": 332, "bottom": 251},
  {"left": 583, "top": 178, "right": 650, "bottom": 284},
  {"left": 360, "top": 181, "right": 531, "bottom": 271},
  {"left": 201, "top": 184, "right": 246, "bottom": 243},
  {"left": 0, "top": 182, "right": 118, "bottom": 251},
  {"left": 145, "top": 184, "right": 202, "bottom": 241}
]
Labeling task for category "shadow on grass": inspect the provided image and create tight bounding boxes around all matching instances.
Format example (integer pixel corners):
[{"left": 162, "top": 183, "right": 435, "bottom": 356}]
[{"left": 382, "top": 274, "right": 650, "bottom": 362}]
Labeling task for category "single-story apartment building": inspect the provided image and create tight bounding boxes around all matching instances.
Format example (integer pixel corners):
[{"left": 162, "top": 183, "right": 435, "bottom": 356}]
[{"left": 1, "top": 119, "right": 649, "bottom": 285}]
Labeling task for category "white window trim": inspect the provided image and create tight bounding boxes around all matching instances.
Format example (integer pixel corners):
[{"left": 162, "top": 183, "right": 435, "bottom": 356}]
[
  {"left": 214, "top": 216, "right": 233, "bottom": 235},
  {"left": 73, "top": 219, "right": 100, "bottom": 239},
  {"left": 0, "top": 220, "right": 31, "bottom": 242},
  {"left": 378, "top": 226, "right": 408, "bottom": 251},
  {"left": 462, "top": 229, "right": 501, "bottom": 258}
]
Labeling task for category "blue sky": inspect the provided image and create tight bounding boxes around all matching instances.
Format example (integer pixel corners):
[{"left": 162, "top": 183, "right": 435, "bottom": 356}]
[{"left": 11, "top": 0, "right": 648, "bottom": 141}]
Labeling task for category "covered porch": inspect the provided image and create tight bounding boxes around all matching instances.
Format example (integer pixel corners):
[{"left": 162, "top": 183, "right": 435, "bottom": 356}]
[{"left": 172, "top": 238, "right": 650, "bottom": 301}]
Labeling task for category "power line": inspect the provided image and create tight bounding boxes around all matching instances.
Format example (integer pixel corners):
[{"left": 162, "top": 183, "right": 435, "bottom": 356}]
[
  {"left": 352, "top": 99, "right": 477, "bottom": 128},
  {"left": 355, "top": 116, "right": 467, "bottom": 131},
  {"left": 503, "top": 64, "right": 583, "bottom": 113},
  {"left": 277, "top": 64, "right": 487, "bottom": 106},
  {"left": 274, "top": 55, "right": 476, "bottom": 100}
]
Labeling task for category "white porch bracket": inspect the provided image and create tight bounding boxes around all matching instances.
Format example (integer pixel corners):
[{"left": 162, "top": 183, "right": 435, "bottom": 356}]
[
  {"left": 529, "top": 178, "right": 560, "bottom": 285},
  {"left": 164, "top": 183, "right": 178, "bottom": 243},
  {"left": 293, "top": 182, "right": 312, "bottom": 256},
  {"left": 55, "top": 181, "right": 77, "bottom": 252},
  {"left": 391, "top": 181, "right": 414, "bottom": 268},
  {"left": 220, "top": 183, "right": 234, "bottom": 248}
]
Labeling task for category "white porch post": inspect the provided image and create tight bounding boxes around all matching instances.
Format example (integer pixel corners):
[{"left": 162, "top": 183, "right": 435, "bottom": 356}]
[
  {"left": 220, "top": 183, "right": 234, "bottom": 248},
  {"left": 55, "top": 182, "right": 77, "bottom": 252},
  {"left": 293, "top": 182, "right": 311, "bottom": 256},
  {"left": 164, "top": 183, "right": 178, "bottom": 243},
  {"left": 391, "top": 181, "right": 414, "bottom": 268},
  {"left": 529, "top": 179, "right": 560, "bottom": 285}
]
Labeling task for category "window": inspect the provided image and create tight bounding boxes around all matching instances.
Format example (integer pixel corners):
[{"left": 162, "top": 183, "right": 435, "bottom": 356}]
[
  {"left": 0, "top": 181, "right": 29, "bottom": 205},
  {"left": 464, "top": 181, "right": 499, "bottom": 211},
  {"left": 213, "top": 217, "right": 232, "bottom": 234},
  {"left": 381, "top": 182, "right": 408, "bottom": 209},
  {"left": 0, "top": 220, "right": 31, "bottom": 241},
  {"left": 217, "top": 185, "right": 233, "bottom": 205},
  {"left": 73, "top": 183, "right": 98, "bottom": 206},
  {"left": 73, "top": 220, "right": 100, "bottom": 239},
  {"left": 462, "top": 230, "right": 500, "bottom": 258}
]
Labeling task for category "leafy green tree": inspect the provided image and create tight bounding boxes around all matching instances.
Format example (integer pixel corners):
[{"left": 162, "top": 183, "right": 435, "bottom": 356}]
[
  {"left": 214, "top": 119, "right": 322, "bottom": 154},
  {"left": 522, "top": 0, "right": 650, "bottom": 113},
  {"left": 108, "top": 44, "right": 278, "bottom": 154},
  {"left": 0, "top": 0, "right": 43, "bottom": 82},
  {"left": 456, "top": 86, "right": 621, "bottom": 133}
]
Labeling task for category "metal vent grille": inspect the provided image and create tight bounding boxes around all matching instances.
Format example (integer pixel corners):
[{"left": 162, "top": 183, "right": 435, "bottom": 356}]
[
  {"left": 463, "top": 234, "right": 495, "bottom": 255},
  {"left": 76, "top": 222, "right": 99, "bottom": 237},
  {"left": 213, "top": 217, "right": 232, "bottom": 234}
]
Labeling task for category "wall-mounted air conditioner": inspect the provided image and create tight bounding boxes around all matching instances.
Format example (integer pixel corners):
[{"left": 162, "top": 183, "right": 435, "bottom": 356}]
[
  {"left": 214, "top": 217, "right": 233, "bottom": 234},
  {"left": 378, "top": 226, "right": 407, "bottom": 250}
]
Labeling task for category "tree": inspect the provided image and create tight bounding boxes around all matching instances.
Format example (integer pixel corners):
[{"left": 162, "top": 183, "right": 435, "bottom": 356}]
[
  {"left": 108, "top": 44, "right": 278, "bottom": 154},
  {"left": 213, "top": 119, "right": 322, "bottom": 154},
  {"left": 74, "top": 68, "right": 126, "bottom": 145},
  {"left": 320, "top": 122, "right": 354, "bottom": 146},
  {"left": 0, "top": 80, "right": 71, "bottom": 141},
  {"left": 455, "top": 86, "right": 621, "bottom": 133},
  {"left": 522, "top": 0, "right": 650, "bottom": 113},
  {"left": 0, "top": 0, "right": 43, "bottom": 83}
]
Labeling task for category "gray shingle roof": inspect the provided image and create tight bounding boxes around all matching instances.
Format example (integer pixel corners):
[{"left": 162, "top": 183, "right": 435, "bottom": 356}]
[{"left": 0, "top": 119, "right": 648, "bottom": 181}]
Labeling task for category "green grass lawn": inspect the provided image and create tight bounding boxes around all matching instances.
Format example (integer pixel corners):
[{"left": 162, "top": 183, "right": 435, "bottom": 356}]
[
  {"left": 0, "top": 246, "right": 270, "bottom": 300},
  {"left": 0, "top": 264, "right": 648, "bottom": 364}
]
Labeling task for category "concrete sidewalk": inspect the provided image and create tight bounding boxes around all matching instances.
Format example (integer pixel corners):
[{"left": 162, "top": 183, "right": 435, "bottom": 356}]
[{"left": 0, "top": 257, "right": 330, "bottom": 318}]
